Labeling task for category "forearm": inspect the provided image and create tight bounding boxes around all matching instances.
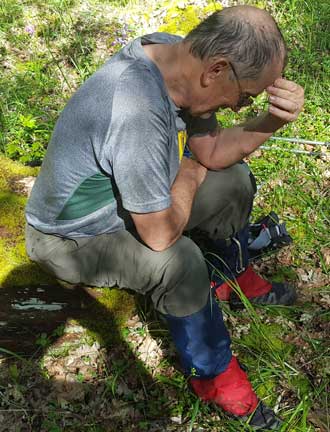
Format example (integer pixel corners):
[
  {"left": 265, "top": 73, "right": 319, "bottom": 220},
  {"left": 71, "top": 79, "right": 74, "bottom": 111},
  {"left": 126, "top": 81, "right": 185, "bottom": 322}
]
[
  {"left": 131, "top": 157, "right": 206, "bottom": 251},
  {"left": 208, "top": 112, "right": 286, "bottom": 169},
  {"left": 163, "top": 158, "right": 207, "bottom": 247},
  {"left": 207, "top": 76, "right": 305, "bottom": 170},
  {"left": 170, "top": 161, "right": 204, "bottom": 226}
]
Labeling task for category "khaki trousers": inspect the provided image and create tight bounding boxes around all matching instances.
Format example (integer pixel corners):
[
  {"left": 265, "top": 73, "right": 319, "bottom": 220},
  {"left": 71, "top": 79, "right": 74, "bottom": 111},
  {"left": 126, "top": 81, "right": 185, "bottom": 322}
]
[{"left": 26, "top": 163, "right": 255, "bottom": 317}]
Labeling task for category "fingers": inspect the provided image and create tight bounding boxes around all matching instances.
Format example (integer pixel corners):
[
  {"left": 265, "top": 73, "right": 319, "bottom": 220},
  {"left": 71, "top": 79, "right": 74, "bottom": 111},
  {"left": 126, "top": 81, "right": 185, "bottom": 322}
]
[
  {"left": 272, "top": 77, "right": 298, "bottom": 92},
  {"left": 267, "top": 86, "right": 294, "bottom": 99},
  {"left": 268, "top": 105, "right": 297, "bottom": 122},
  {"left": 267, "top": 82, "right": 304, "bottom": 99},
  {"left": 269, "top": 95, "right": 298, "bottom": 113},
  {"left": 266, "top": 78, "right": 304, "bottom": 123}
]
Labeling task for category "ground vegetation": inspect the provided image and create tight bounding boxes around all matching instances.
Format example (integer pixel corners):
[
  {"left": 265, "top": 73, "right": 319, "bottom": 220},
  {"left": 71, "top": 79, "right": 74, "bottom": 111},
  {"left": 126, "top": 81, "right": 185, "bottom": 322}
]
[{"left": 0, "top": 0, "right": 329, "bottom": 431}]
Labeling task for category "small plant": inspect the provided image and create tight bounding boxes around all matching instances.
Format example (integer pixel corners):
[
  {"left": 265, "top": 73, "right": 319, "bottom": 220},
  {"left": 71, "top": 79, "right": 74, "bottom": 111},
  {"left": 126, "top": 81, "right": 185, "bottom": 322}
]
[
  {"left": 9, "top": 363, "right": 20, "bottom": 382},
  {"left": 35, "top": 332, "right": 51, "bottom": 348},
  {"left": 0, "top": 1, "right": 328, "bottom": 431}
]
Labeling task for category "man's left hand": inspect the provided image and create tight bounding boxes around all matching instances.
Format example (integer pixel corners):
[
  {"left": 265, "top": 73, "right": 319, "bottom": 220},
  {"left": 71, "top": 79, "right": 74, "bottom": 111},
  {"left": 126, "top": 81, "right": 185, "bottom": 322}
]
[{"left": 267, "top": 78, "right": 304, "bottom": 123}]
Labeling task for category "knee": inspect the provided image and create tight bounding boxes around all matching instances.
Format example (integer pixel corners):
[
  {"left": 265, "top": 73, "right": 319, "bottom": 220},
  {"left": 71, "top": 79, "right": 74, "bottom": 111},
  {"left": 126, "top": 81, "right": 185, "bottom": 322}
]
[
  {"left": 152, "top": 236, "right": 210, "bottom": 317},
  {"left": 219, "top": 163, "right": 255, "bottom": 224},
  {"left": 223, "top": 163, "right": 256, "bottom": 205}
]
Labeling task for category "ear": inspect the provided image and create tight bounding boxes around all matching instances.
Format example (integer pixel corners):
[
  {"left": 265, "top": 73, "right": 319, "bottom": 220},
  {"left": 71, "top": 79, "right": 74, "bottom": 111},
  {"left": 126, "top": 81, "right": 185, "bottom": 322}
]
[{"left": 201, "top": 58, "right": 230, "bottom": 87}]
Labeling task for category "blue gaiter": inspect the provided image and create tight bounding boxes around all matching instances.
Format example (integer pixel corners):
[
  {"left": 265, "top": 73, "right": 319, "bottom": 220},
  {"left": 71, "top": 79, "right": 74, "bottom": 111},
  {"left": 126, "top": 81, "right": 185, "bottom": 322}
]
[{"left": 165, "top": 295, "right": 232, "bottom": 379}]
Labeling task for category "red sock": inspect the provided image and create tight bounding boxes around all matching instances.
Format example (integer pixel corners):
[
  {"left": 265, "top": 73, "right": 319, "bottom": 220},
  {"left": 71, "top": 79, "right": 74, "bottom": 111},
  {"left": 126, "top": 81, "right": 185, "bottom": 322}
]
[
  {"left": 191, "top": 356, "right": 258, "bottom": 416},
  {"left": 215, "top": 266, "right": 272, "bottom": 301}
]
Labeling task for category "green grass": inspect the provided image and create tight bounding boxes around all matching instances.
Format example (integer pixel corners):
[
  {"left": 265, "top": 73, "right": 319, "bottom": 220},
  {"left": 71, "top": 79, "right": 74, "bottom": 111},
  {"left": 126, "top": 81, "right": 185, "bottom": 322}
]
[
  {"left": 0, "top": 0, "right": 329, "bottom": 431},
  {"left": 0, "top": 0, "right": 137, "bottom": 163}
]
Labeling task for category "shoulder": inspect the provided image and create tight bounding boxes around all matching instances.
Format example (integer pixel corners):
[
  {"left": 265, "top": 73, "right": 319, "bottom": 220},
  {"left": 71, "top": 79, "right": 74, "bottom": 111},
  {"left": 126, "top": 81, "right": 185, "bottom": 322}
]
[
  {"left": 141, "top": 32, "right": 183, "bottom": 44},
  {"left": 116, "top": 62, "right": 165, "bottom": 98},
  {"left": 112, "top": 62, "right": 170, "bottom": 122}
]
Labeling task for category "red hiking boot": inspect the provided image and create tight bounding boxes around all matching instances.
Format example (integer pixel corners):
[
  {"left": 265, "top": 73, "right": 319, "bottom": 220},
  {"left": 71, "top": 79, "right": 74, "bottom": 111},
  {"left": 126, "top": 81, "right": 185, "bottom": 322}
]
[
  {"left": 214, "top": 266, "right": 297, "bottom": 308},
  {"left": 191, "top": 356, "right": 283, "bottom": 430},
  {"left": 191, "top": 356, "right": 258, "bottom": 416}
]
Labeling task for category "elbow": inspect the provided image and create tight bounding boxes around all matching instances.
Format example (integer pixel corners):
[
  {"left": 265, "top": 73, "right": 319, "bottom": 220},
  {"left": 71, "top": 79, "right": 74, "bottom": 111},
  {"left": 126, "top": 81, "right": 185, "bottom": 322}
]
[
  {"left": 149, "top": 243, "right": 171, "bottom": 252},
  {"left": 196, "top": 144, "right": 229, "bottom": 170},
  {"left": 144, "top": 235, "right": 177, "bottom": 252},
  {"left": 212, "top": 160, "right": 243, "bottom": 170},
  {"left": 206, "top": 159, "right": 228, "bottom": 170},
  {"left": 202, "top": 154, "right": 232, "bottom": 171},
  {"left": 204, "top": 147, "right": 248, "bottom": 170},
  {"left": 131, "top": 209, "right": 183, "bottom": 252},
  {"left": 139, "top": 227, "right": 180, "bottom": 252}
]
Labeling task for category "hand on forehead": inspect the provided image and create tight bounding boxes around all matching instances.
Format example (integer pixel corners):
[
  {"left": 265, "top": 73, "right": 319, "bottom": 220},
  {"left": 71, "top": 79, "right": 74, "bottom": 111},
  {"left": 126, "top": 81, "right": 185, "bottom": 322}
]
[{"left": 270, "top": 78, "right": 299, "bottom": 91}]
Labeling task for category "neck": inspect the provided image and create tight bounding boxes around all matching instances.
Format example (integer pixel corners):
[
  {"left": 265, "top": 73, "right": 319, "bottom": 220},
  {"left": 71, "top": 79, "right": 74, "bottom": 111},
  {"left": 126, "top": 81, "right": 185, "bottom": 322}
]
[{"left": 143, "top": 41, "right": 199, "bottom": 109}]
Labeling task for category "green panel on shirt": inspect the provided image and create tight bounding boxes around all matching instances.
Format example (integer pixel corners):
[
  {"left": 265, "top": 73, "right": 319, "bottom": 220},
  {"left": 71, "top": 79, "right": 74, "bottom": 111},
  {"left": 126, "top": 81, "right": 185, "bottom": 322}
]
[{"left": 57, "top": 173, "right": 115, "bottom": 220}]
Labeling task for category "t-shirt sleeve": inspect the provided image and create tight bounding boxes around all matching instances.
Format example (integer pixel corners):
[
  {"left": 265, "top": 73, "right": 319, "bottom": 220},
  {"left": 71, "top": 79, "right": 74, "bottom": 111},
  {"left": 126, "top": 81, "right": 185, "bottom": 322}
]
[{"left": 105, "top": 67, "right": 172, "bottom": 214}]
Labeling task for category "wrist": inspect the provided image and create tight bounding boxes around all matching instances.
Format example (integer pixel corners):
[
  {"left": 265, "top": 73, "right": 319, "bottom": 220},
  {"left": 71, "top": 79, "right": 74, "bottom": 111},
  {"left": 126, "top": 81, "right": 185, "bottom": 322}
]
[
  {"left": 244, "top": 112, "right": 286, "bottom": 134},
  {"left": 262, "top": 112, "right": 287, "bottom": 132}
]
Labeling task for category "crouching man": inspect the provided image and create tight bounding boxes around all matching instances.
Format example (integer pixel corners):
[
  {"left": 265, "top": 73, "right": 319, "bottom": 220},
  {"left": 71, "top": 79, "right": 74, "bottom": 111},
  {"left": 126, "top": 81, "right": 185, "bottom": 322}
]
[{"left": 25, "top": 5, "right": 304, "bottom": 430}]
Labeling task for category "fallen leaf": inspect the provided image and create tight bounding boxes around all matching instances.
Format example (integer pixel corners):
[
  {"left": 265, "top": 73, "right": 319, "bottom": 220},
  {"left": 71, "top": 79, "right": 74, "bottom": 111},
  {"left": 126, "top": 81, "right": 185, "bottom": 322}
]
[{"left": 321, "top": 248, "right": 330, "bottom": 267}]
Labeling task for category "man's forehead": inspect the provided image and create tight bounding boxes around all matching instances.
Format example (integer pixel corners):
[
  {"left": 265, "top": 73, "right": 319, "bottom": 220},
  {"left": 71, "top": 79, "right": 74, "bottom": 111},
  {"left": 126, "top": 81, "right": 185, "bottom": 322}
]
[{"left": 246, "top": 59, "right": 284, "bottom": 94}]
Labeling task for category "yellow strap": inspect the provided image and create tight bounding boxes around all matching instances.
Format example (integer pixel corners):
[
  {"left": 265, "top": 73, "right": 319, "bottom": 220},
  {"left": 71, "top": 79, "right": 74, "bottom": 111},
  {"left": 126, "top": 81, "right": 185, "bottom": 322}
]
[{"left": 178, "top": 130, "right": 187, "bottom": 161}]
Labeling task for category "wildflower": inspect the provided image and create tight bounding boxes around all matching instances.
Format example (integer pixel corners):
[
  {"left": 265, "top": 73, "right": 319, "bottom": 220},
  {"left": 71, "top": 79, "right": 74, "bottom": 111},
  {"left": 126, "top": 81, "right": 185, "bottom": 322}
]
[{"left": 25, "top": 24, "right": 35, "bottom": 35}]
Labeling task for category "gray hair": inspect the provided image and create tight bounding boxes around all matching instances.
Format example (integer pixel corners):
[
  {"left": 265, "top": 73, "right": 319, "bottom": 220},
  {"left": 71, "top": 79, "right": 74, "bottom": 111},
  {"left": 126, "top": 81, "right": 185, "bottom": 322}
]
[{"left": 184, "top": 8, "right": 287, "bottom": 80}]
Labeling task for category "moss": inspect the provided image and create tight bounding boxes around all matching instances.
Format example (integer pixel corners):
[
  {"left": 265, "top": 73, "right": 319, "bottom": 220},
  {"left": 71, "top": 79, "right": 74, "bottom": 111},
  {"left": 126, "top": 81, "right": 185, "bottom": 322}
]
[
  {"left": 290, "top": 374, "right": 312, "bottom": 398},
  {"left": 0, "top": 155, "right": 135, "bottom": 335},
  {"left": 80, "top": 288, "right": 136, "bottom": 347},
  {"left": 253, "top": 1, "right": 267, "bottom": 8},
  {"left": 158, "top": 1, "right": 223, "bottom": 36},
  {"left": 2, "top": 263, "right": 54, "bottom": 288},
  {"left": 271, "top": 266, "right": 297, "bottom": 283},
  {"left": 99, "top": 289, "right": 136, "bottom": 325},
  {"left": 201, "top": 2, "right": 223, "bottom": 15},
  {"left": 256, "top": 378, "right": 277, "bottom": 400},
  {"left": 0, "top": 155, "right": 38, "bottom": 183},
  {"left": 0, "top": 156, "right": 40, "bottom": 287},
  {"left": 0, "top": 221, "right": 47, "bottom": 288},
  {"left": 239, "top": 322, "right": 293, "bottom": 355},
  {"left": 0, "top": 193, "right": 26, "bottom": 232},
  {"left": 159, "top": 4, "right": 200, "bottom": 36},
  {"left": 0, "top": 188, "right": 44, "bottom": 287}
]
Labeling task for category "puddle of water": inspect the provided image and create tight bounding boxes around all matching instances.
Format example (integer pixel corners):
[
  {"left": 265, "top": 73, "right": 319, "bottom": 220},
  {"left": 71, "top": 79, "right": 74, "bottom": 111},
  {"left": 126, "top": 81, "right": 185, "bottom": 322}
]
[{"left": 12, "top": 297, "right": 67, "bottom": 311}]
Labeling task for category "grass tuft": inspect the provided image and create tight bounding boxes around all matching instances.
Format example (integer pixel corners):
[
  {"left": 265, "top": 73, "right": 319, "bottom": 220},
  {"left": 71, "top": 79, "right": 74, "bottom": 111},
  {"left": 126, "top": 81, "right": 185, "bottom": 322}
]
[{"left": 0, "top": 0, "right": 329, "bottom": 431}]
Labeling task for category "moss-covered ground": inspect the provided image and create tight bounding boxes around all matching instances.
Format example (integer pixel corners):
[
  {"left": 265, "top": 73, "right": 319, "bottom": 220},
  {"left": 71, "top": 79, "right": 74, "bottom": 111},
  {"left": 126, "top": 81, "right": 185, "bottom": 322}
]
[
  {"left": 0, "top": 156, "right": 41, "bottom": 285},
  {"left": 0, "top": 0, "right": 329, "bottom": 431}
]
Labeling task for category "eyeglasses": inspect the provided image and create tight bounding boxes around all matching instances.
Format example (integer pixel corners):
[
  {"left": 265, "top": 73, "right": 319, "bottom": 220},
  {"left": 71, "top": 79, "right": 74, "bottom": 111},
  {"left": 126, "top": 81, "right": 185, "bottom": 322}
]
[{"left": 228, "top": 61, "right": 254, "bottom": 109}]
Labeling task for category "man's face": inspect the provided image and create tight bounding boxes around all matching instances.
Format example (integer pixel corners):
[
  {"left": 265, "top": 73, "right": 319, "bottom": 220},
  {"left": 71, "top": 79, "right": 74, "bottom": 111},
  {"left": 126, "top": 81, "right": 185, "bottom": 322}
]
[{"left": 189, "top": 57, "right": 284, "bottom": 117}]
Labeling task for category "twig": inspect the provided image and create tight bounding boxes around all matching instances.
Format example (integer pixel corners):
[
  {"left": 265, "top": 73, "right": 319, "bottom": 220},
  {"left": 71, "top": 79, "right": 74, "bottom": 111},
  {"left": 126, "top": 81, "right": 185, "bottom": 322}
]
[
  {"left": 270, "top": 136, "right": 330, "bottom": 148},
  {"left": 260, "top": 145, "right": 327, "bottom": 156}
]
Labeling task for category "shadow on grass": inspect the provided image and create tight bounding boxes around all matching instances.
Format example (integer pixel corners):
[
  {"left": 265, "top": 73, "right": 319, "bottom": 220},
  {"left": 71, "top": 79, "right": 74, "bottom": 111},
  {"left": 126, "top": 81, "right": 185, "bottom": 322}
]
[{"left": 0, "top": 263, "right": 177, "bottom": 432}]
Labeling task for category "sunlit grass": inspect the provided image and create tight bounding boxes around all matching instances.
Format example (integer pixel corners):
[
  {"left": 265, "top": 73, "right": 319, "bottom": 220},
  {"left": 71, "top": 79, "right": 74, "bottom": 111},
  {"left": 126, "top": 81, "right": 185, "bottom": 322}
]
[{"left": 0, "top": 0, "right": 329, "bottom": 431}]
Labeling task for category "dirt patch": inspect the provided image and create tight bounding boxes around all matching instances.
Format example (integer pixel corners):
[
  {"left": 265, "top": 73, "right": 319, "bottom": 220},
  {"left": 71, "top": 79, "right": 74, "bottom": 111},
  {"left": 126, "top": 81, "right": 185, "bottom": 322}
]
[
  {"left": 8, "top": 176, "right": 35, "bottom": 196},
  {"left": 0, "top": 284, "right": 98, "bottom": 355},
  {"left": 0, "top": 225, "right": 14, "bottom": 238}
]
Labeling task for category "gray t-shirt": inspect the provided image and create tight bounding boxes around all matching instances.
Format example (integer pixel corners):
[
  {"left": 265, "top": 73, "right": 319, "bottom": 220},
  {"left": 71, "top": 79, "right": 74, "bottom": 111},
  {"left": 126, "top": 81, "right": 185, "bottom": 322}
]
[{"left": 25, "top": 33, "right": 218, "bottom": 237}]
